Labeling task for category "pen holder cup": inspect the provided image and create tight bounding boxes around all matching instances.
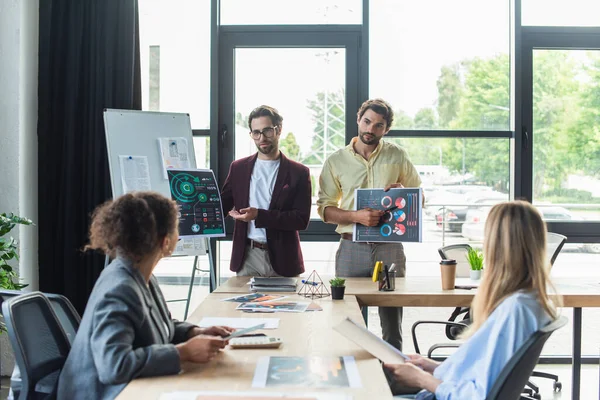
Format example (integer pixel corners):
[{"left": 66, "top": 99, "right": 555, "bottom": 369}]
[{"left": 378, "top": 270, "right": 396, "bottom": 291}]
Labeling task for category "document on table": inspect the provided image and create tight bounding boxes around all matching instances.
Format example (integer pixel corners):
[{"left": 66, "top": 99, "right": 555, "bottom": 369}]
[
  {"left": 198, "top": 317, "right": 280, "bottom": 329},
  {"left": 159, "top": 391, "right": 353, "bottom": 400},
  {"left": 252, "top": 356, "right": 361, "bottom": 389}
]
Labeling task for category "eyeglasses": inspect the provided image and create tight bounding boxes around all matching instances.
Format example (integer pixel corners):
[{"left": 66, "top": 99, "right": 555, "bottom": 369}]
[{"left": 249, "top": 126, "right": 277, "bottom": 139}]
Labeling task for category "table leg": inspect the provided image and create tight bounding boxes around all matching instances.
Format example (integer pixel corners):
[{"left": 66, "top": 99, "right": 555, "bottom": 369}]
[
  {"left": 362, "top": 306, "right": 368, "bottom": 325},
  {"left": 572, "top": 307, "right": 582, "bottom": 400}
]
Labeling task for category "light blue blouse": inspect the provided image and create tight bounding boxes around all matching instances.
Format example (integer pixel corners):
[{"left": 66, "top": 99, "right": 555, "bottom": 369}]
[{"left": 418, "top": 291, "right": 552, "bottom": 400}]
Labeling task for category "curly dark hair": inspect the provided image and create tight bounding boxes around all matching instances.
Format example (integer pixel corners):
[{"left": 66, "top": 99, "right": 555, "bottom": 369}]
[
  {"left": 85, "top": 191, "right": 178, "bottom": 262},
  {"left": 357, "top": 98, "right": 394, "bottom": 130},
  {"left": 247, "top": 105, "right": 283, "bottom": 129}
]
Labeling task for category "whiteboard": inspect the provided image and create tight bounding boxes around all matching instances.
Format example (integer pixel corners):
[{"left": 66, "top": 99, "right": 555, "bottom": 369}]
[
  {"left": 103, "top": 109, "right": 206, "bottom": 255},
  {"left": 103, "top": 109, "right": 197, "bottom": 199}
]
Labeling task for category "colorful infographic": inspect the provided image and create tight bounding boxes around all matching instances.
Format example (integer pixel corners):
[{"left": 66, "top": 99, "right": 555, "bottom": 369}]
[
  {"left": 167, "top": 169, "right": 225, "bottom": 238},
  {"left": 353, "top": 187, "right": 422, "bottom": 243}
]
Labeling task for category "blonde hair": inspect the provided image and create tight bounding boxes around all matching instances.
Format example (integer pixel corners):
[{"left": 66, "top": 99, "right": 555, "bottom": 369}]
[{"left": 462, "top": 200, "right": 561, "bottom": 337}]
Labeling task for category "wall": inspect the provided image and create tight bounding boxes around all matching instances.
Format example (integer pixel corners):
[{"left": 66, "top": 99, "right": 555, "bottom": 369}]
[{"left": 0, "top": 0, "right": 39, "bottom": 375}]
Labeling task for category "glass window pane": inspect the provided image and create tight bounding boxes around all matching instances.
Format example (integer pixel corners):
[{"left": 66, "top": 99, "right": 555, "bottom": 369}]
[
  {"left": 532, "top": 50, "right": 600, "bottom": 223},
  {"left": 370, "top": 0, "right": 510, "bottom": 131},
  {"left": 139, "top": 0, "right": 210, "bottom": 128},
  {"left": 193, "top": 137, "right": 210, "bottom": 169},
  {"left": 522, "top": 0, "right": 600, "bottom": 27},
  {"left": 234, "top": 48, "right": 346, "bottom": 219},
  {"left": 221, "top": 0, "right": 361, "bottom": 25}
]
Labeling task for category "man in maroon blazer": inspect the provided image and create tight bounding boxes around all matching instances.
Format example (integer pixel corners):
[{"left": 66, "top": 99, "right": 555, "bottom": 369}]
[{"left": 220, "top": 105, "right": 311, "bottom": 277}]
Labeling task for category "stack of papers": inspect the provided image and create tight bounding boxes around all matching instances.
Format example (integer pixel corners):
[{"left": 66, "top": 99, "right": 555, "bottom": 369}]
[{"left": 250, "top": 277, "right": 298, "bottom": 292}]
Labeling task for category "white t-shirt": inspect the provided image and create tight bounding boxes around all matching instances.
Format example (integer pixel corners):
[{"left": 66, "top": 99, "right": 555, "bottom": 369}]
[{"left": 247, "top": 158, "right": 280, "bottom": 243}]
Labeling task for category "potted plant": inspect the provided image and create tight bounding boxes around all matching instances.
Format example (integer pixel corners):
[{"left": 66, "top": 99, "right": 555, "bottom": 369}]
[
  {"left": 1, "top": 213, "right": 33, "bottom": 332},
  {"left": 466, "top": 248, "right": 484, "bottom": 280},
  {"left": 329, "top": 277, "right": 346, "bottom": 300}
]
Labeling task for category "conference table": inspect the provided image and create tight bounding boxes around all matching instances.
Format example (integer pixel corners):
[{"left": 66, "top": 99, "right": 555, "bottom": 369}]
[
  {"left": 117, "top": 293, "right": 393, "bottom": 399},
  {"left": 216, "top": 276, "right": 600, "bottom": 400}
]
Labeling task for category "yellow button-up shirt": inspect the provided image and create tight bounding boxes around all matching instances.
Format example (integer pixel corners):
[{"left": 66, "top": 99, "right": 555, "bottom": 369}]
[{"left": 317, "top": 137, "right": 421, "bottom": 234}]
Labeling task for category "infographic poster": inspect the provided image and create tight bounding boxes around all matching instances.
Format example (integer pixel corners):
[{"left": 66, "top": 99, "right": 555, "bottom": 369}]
[
  {"left": 353, "top": 188, "right": 422, "bottom": 243},
  {"left": 167, "top": 169, "right": 225, "bottom": 238}
]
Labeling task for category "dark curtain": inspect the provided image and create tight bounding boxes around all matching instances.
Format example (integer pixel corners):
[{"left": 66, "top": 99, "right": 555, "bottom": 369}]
[{"left": 38, "top": 0, "right": 141, "bottom": 314}]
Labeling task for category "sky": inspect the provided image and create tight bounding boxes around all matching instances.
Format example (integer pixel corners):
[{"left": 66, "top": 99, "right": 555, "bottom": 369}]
[{"left": 138, "top": 0, "right": 600, "bottom": 155}]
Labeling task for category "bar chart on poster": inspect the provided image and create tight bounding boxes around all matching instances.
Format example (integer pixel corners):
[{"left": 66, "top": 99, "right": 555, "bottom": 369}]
[{"left": 353, "top": 188, "right": 422, "bottom": 243}]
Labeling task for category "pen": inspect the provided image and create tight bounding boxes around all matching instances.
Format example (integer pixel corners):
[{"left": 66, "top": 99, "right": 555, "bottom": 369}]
[
  {"left": 385, "top": 205, "right": 399, "bottom": 213},
  {"left": 301, "top": 280, "right": 319, "bottom": 286},
  {"left": 388, "top": 263, "right": 397, "bottom": 273},
  {"left": 454, "top": 285, "right": 474, "bottom": 290}
]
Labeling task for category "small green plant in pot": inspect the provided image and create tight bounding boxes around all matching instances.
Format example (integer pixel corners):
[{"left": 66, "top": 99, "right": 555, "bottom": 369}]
[
  {"left": 329, "top": 277, "right": 346, "bottom": 300},
  {"left": 1, "top": 213, "right": 33, "bottom": 332},
  {"left": 466, "top": 248, "right": 484, "bottom": 280}
]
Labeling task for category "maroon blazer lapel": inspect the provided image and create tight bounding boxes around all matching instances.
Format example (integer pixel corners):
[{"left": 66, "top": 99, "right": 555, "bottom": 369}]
[
  {"left": 269, "top": 153, "right": 289, "bottom": 210},
  {"left": 239, "top": 153, "right": 258, "bottom": 209}
]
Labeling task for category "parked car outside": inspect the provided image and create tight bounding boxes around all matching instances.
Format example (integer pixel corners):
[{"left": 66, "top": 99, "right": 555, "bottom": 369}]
[
  {"left": 434, "top": 189, "right": 507, "bottom": 232},
  {"left": 461, "top": 205, "right": 600, "bottom": 253}
]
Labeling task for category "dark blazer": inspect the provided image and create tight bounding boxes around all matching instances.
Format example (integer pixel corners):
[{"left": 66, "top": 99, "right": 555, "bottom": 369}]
[
  {"left": 221, "top": 152, "right": 311, "bottom": 277},
  {"left": 57, "top": 257, "right": 195, "bottom": 400}
]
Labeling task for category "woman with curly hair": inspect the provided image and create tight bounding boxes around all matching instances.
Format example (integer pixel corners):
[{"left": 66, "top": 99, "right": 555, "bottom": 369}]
[{"left": 58, "top": 192, "right": 234, "bottom": 400}]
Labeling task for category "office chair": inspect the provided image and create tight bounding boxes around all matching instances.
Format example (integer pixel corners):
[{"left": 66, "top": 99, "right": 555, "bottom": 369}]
[
  {"left": 3, "top": 292, "right": 81, "bottom": 399},
  {"left": 2, "top": 291, "right": 71, "bottom": 400},
  {"left": 486, "top": 316, "right": 567, "bottom": 400},
  {"left": 411, "top": 244, "right": 473, "bottom": 356}
]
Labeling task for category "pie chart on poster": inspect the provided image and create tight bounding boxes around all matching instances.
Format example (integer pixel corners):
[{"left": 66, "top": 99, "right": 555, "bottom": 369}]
[
  {"left": 380, "top": 224, "right": 393, "bottom": 237},
  {"left": 381, "top": 196, "right": 393, "bottom": 208},
  {"left": 395, "top": 197, "right": 406, "bottom": 209},
  {"left": 382, "top": 211, "right": 393, "bottom": 223},
  {"left": 394, "top": 223, "right": 406, "bottom": 236},
  {"left": 393, "top": 210, "right": 406, "bottom": 222}
]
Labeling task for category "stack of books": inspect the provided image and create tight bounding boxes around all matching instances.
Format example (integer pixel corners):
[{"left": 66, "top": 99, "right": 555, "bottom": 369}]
[{"left": 250, "top": 277, "right": 298, "bottom": 292}]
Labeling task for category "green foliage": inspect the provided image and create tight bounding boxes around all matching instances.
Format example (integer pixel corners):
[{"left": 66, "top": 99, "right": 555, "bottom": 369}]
[
  {"left": 466, "top": 248, "right": 484, "bottom": 271},
  {"left": 302, "top": 90, "right": 346, "bottom": 165},
  {"left": 329, "top": 277, "right": 346, "bottom": 287},
  {"left": 0, "top": 213, "right": 33, "bottom": 332},
  {"left": 279, "top": 132, "right": 300, "bottom": 161}
]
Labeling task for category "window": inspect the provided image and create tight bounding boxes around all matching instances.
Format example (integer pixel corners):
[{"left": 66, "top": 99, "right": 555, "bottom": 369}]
[
  {"left": 532, "top": 50, "right": 600, "bottom": 222},
  {"left": 369, "top": 0, "right": 510, "bottom": 131},
  {"left": 221, "top": 0, "right": 362, "bottom": 25},
  {"left": 139, "top": 0, "right": 211, "bottom": 128},
  {"left": 522, "top": 0, "right": 600, "bottom": 27}
]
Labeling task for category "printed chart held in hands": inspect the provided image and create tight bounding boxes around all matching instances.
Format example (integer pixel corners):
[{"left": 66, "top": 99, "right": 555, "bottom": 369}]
[
  {"left": 353, "top": 187, "right": 422, "bottom": 243},
  {"left": 167, "top": 169, "right": 225, "bottom": 238}
]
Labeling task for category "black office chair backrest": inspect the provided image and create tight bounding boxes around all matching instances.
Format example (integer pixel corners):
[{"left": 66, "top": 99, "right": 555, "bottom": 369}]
[
  {"left": 546, "top": 232, "right": 567, "bottom": 266},
  {"left": 486, "top": 316, "right": 567, "bottom": 400},
  {"left": 2, "top": 291, "right": 71, "bottom": 400},
  {"left": 45, "top": 293, "right": 81, "bottom": 345}
]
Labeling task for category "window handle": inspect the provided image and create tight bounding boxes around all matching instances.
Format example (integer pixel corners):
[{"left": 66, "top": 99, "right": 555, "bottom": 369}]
[
  {"left": 221, "top": 124, "right": 228, "bottom": 147},
  {"left": 522, "top": 126, "right": 529, "bottom": 150}
]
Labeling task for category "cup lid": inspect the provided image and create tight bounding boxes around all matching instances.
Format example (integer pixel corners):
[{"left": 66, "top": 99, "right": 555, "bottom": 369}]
[{"left": 440, "top": 259, "right": 457, "bottom": 265}]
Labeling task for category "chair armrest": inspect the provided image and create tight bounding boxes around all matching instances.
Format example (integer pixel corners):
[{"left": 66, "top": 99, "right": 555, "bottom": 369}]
[
  {"left": 411, "top": 320, "right": 468, "bottom": 354},
  {"left": 427, "top": 343, "right": 461, "bottom": 359}
]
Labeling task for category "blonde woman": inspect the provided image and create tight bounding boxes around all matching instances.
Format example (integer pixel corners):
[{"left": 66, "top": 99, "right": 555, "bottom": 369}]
[{"left": 385, "top": 200, "right": 561, "bottom": 399}]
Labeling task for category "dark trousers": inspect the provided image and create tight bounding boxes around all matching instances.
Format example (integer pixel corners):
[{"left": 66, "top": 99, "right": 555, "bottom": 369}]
[{"left": 335, "top": 238, "right": 407, "bottom": 351}]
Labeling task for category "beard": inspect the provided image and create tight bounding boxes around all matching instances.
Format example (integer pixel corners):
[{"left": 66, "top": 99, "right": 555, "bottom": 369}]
[
  {"left": 359, "top": 131, "right": 380, "bottom": 146},
  {"left": 256, "top": 142, "right": 275, "bottom": 155}
]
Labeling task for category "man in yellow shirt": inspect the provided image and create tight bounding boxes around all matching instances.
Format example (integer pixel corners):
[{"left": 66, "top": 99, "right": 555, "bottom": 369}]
[{"left": 317, "top": 98, "right": 421, "bottom": 351}]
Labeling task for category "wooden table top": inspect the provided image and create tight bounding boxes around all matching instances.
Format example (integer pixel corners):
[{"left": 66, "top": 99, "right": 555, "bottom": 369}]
[
  {"left": 117, "top": 294, "right": 393, "bottom": 400},
  {"left": 215, "top": 276, "right": 600, "bottom": 308}
]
